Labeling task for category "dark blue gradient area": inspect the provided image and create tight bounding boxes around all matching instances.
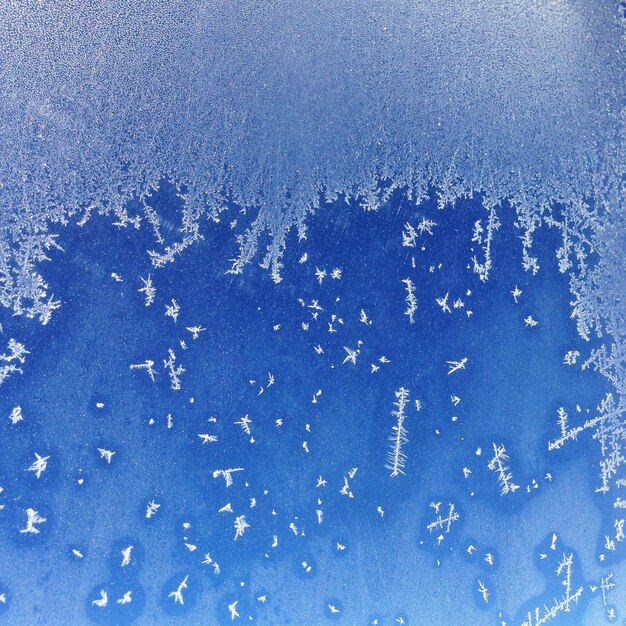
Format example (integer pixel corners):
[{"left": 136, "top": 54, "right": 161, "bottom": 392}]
[{"left": 0, "top": 191, "right": 621, "bottom": 624}]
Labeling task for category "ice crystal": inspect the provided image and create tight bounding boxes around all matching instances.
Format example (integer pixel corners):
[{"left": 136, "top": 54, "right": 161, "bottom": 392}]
[
  {"left": 487, "top": 443, "right": 519, "bottom": 495},
  {"left": 521, "top": 553, "right": 584, "bottom": 626},
  {"left": 386, "top": 387, "right": 410, "bottom": 477}
]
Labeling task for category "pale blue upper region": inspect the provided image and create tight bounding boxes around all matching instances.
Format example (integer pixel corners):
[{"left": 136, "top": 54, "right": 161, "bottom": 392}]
[{"left": 0, "top": 1, "right": 623, "bottom": 356}]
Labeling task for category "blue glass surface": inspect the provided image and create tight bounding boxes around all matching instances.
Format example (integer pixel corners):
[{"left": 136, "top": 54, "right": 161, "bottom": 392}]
[{"left": 1, "top": 191, "right": 620, "bottom": 624}]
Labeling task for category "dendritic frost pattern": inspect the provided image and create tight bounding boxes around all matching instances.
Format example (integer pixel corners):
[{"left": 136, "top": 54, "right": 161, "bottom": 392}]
[
  {"left": 0, "top": 0, "right": 622, "bottom": 320},
  {"left": 386, "top": 387, "right": 410, "bottom": 477}
]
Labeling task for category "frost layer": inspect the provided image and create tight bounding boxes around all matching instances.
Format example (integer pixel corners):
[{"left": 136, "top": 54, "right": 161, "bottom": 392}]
[{"left": 0, "top": 1, "right": 623, "bottom": 369}]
